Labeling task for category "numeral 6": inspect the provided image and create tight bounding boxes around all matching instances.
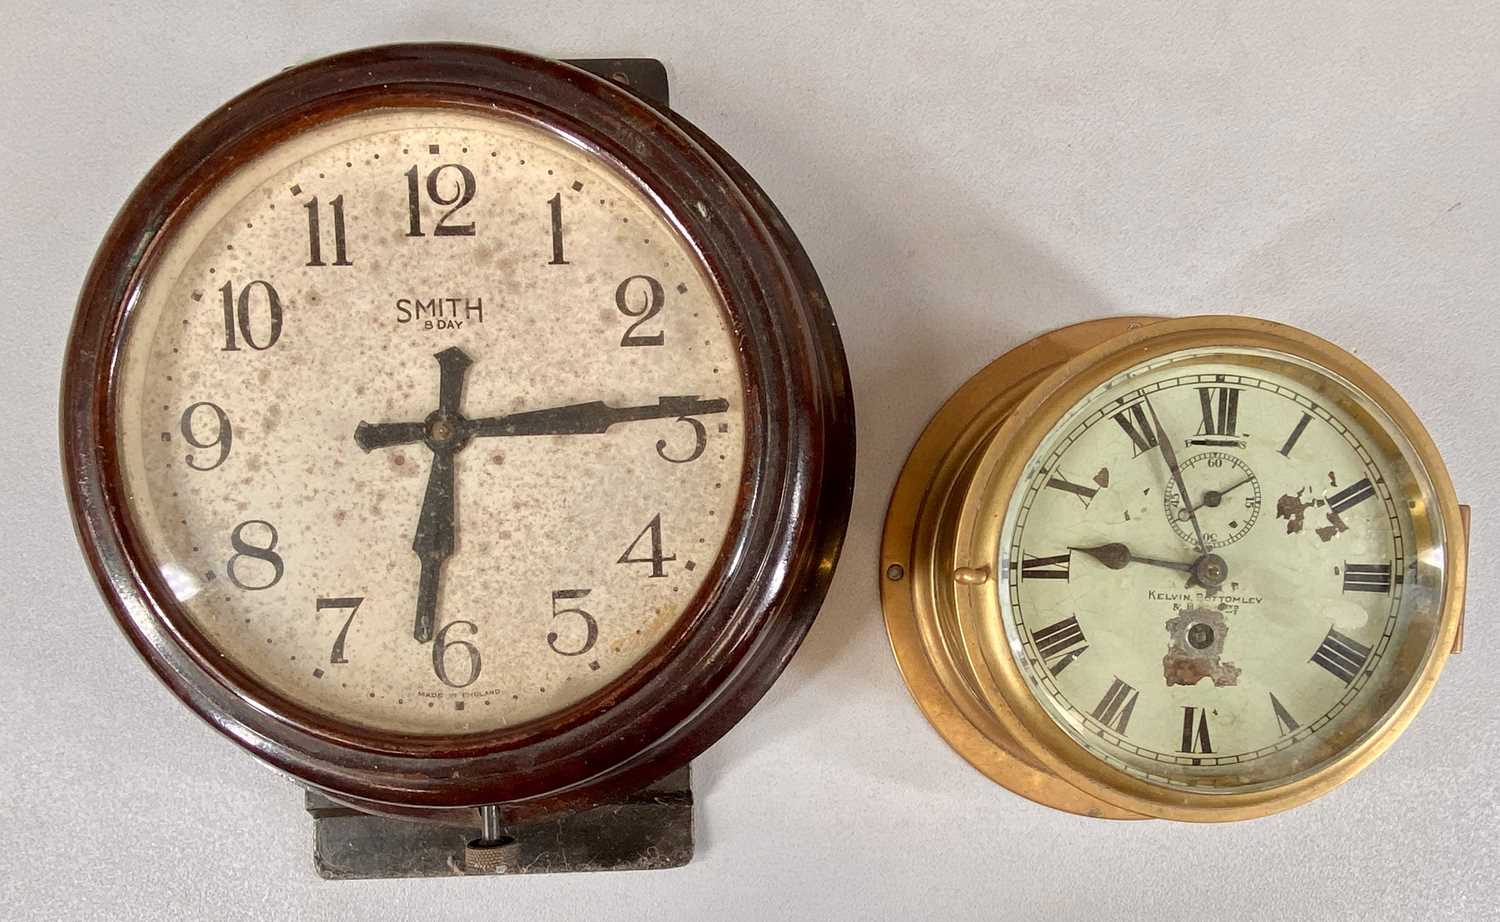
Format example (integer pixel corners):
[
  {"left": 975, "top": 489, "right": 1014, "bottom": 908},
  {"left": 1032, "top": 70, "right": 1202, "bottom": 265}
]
[{"left": 432, "top": 619, "right": 482, "bottom": 688}]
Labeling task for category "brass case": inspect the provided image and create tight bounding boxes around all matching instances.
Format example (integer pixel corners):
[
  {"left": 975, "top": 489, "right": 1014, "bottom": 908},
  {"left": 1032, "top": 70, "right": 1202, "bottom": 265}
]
[{"left": 880, "top": 316, "right": 1467, "bottom": 822}]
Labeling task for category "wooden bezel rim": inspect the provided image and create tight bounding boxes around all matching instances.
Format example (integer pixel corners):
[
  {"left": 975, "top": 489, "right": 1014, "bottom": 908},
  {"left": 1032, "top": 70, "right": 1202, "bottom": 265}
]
[{"left": 62, "top": 44, "right": 855, "bottom": 815}]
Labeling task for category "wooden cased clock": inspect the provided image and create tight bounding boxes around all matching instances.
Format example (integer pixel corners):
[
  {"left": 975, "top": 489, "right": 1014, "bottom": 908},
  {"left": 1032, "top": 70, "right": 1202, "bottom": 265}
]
[{"left": 62, "top": 45, "right": 854, "bottom": 875}]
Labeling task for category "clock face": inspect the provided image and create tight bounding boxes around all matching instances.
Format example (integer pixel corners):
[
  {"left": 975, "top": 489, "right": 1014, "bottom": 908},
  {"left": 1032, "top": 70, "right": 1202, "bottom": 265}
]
[
  {"left": 114, "top": 107, "right": 747, "bottom": 736},
  {"left": 998, "top": 345, "right": 1445, "bottom": 792}
]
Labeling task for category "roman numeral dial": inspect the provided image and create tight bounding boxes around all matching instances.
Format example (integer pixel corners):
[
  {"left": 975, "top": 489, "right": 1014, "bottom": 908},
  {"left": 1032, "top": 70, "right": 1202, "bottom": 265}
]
[
  {"left": 1179, "top": 707, "right": 1214, "bottom": 755},
  {"left": 1045, "top": 472, "right": 1098, "bottom": 506},
  {"left": 1342, "top": 562, "right": 1393, "bottom": 593},
  {"left": 1270, "top": 693, "right": 1300, "bottom": 735},
  {"left": 1278, "top": 412, "right": 1312, "bottom": 457},
  {"left": 999, "top": 355, "right": 1416, "bottom": 791},
  {"left": 1020, "top": 552, "right": 1070, "bottom": 581},
  {"left": 1189, "top": 386, "right": 1243, "bottom": 447}
]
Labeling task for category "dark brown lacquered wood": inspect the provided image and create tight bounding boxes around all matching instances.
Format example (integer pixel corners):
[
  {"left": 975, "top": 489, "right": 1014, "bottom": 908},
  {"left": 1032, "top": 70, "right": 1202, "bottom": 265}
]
[{"left": 62, "top": 43, "right": 855, "bottom": 820}]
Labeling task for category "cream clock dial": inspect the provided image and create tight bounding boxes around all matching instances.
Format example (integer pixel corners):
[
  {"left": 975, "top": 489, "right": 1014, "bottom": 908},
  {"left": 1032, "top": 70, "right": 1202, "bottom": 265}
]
[
  {"left": 115, "top": 109, "right": 744, "bottom": 735},
  {"left": 882, "top": 316, "right": 1467, "bottom": 821},
  {"left": 1003, "top": 351, "right": 1414, "bottom": 791}
]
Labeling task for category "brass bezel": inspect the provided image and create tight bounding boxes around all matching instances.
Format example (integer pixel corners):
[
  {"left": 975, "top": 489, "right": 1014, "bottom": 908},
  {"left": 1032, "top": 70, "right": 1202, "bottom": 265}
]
[{"left": 881, "top": 315, "right": 1466, "bottom": 822}]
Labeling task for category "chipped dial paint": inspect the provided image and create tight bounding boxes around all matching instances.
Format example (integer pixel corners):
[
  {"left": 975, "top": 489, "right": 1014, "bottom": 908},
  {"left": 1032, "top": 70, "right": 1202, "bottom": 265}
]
[{"left": 1000, "top": 347, "right": 1422, "bottom": 792}]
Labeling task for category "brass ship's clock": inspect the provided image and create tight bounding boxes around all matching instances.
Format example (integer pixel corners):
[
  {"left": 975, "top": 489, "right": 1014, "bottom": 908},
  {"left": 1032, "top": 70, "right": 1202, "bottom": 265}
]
[
  {"left": 62, "top": 44, "right": 854, "bottom": 871},
  {"left": 881, "top": 316, "right": 1468, "bottom": 821}
]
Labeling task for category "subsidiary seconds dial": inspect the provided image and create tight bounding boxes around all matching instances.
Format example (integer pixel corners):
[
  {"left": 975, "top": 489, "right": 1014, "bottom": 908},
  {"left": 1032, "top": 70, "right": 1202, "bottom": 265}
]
[
  {"left": 1160, "top": 451, "right": 1262, "bottom": 549},
  {"left": 114, "top": 108, "right": 746, "bottom": 735}
]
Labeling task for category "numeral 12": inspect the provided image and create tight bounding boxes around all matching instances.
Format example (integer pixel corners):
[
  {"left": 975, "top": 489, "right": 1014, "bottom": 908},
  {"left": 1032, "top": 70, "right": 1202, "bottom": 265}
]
[
  {"left": 1189, "top": 386, "right": 1243, "bottom": 447},
  {"left": 406, "top": 164, "right": 476, "bottom": 237}
]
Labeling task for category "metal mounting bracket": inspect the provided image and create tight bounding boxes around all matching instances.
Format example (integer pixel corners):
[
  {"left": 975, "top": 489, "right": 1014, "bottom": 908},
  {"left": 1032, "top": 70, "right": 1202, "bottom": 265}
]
[
  {"left": 306, "top": 765, "right": 693, "bottom": 879},
  {"left": 564, "top": 58, "right": 670, "bottom": 108}
]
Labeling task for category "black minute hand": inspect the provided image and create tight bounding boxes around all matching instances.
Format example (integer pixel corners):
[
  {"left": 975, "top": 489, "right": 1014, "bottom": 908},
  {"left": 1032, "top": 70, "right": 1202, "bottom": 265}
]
[
  {"left": 467, "top": 396, "right": 729, "bottom": 438},
  {"left": 355, "top": 396, "right": 730, "bottom": 449}
]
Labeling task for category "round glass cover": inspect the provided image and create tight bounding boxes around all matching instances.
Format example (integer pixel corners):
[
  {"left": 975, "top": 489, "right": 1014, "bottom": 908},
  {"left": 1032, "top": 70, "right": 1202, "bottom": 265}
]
[
  {"left": 115, "top": 107, "right": 747, "bottom": 736},
  {"left": 997, "top": 345, "right": 1445, "bottom": 792}
]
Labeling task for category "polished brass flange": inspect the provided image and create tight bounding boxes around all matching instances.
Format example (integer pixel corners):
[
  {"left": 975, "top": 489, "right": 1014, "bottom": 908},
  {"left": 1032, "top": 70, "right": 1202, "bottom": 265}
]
[{"left": 880, "top": 317, "right": 1151, "bottom": 819}]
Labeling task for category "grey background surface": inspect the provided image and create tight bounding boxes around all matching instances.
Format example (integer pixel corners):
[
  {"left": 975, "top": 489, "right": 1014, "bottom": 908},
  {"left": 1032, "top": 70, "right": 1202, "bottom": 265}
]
[{"left": 3, "top": 2, "right": 1496, "bottom": 920}]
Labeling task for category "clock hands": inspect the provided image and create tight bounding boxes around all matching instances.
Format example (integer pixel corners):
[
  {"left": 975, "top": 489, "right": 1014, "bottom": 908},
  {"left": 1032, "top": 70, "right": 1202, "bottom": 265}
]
[
  {"left": 1066, "top": 400, "right": 1242, "bottom": 596},
  {"left": 1071, "top": 542, "right": 1228, "bottom": 591},
  {"left": 354, "top": 420, "right": 427, "bottom": 452},
  {"left": 355, "top": 347, "right": 730, "bottom": 645},
  {"left": 1070, "top": 543, "right": 1194, "bottom": 574},
  {"left": 412, "top": 450, "right": 455, "bottom": 643}
]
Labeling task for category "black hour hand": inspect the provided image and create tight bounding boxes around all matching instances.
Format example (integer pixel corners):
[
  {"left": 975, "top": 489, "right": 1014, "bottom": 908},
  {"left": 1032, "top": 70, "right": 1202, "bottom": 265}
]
[
  {"left": 410, "top": 448, "right": 455, "bottom": 642},
  {"left": 1071, "top": 542, "right": 1194, "bottom": 573}
]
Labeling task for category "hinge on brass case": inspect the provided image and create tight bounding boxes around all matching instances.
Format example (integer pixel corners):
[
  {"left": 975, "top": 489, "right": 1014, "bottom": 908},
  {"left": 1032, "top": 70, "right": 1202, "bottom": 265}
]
[{"left": 1454, "top": 504, "right": 1470, "bottom": 653}]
